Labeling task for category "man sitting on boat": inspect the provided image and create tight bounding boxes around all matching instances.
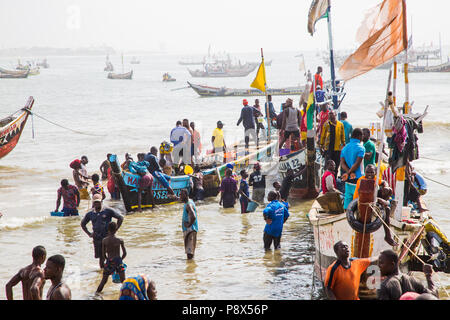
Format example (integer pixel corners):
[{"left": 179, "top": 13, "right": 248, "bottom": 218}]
[
  {"left": 321, "top": 160, "right": 342, "bottom": 195},
  {"left": 144, "top": 147, "right": 175, "bottom": 196}
]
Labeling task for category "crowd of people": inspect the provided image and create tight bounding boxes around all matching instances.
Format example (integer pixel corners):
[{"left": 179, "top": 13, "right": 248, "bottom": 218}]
[{"left": 4, "top": 65, "right": 438, "bottom": 301}]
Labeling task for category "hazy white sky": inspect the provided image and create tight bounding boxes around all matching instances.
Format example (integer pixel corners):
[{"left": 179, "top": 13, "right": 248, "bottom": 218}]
[{"left": 0, "top": 0, "right": 448, "bottom": 53}]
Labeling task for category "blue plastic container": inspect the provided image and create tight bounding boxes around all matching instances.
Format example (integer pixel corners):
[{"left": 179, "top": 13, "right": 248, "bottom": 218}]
[
  {"left": 246, "top": 201, "right": 259, "bottom": 213},
  {"left": 50, "top": 211, "right": 65, "bottom": 217},
  {"left": 343, "top": 183, "right": 357, "bottom": 210},
  {"left": 112, "top": 263, "right": 127, "bottom": 283}
]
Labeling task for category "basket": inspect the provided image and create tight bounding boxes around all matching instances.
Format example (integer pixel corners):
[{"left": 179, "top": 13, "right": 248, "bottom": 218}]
[
  {"left": 50, "top": 211, "right": 64, "bottom": 217},
  {"left": 246, "top": 201, "right": 259, "bottom": 213}
]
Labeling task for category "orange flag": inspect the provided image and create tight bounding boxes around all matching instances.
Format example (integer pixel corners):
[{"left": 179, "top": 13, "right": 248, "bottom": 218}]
[{"left": 339, "top": 0, "right": 407, "bottom": 81}]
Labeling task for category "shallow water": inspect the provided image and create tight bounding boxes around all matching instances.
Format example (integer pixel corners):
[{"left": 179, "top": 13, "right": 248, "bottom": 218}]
[{"left": 0, "top": 51, "right": 449, "bottom": 299}]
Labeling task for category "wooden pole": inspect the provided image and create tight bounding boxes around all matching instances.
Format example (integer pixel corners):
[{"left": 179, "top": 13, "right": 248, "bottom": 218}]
[{"left": 261, "top": 48, "right": 271, "bottom": 145}]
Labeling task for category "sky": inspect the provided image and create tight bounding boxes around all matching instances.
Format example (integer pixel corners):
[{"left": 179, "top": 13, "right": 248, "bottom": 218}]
[{"left": 0, "top": 0, "right": 448, "bottom": 54}]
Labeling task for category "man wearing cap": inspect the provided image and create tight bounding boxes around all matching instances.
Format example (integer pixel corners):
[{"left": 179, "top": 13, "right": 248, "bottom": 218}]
[
  {"left": 211, "top": 121, "right": 227, "bottom": 164},
  {"left": 237, "top": 99, "right": 258, "bottom": 150},
  {"left": 249, "top": 162, "right": 266, "bottom": 203},
  {"left": 81, "top": 194, "right": 124, "bottom": 268}
]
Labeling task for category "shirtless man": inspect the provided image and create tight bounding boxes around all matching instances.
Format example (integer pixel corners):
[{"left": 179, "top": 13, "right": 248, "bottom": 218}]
[
  {"left": 6, "top": 246, "right": 46, "bottom": 300},
  {"left": 96, "top": 221, "right": 127, "bottom": 293},
  {"left": 44, "top": 255, "right": 71, "bottom": 300}
]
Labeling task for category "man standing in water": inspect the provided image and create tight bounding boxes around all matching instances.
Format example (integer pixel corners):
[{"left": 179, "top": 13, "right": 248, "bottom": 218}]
[
  {"left": 44, "top": 255, "right": 71, "bottom": 300},
  {"left": 99, "top": 154, "right": 111, "bottom": 181},
  {"left": 180, "top": 189, "right": 198, "bottom": 260},
  {"left": 219, "top": 168, "right": 238, "bottom": 208},
  {"left": 81, "top": 194, "right": 124, "bottom": 268},
  {"left": 6, "top": 245, "right": 47, "bottom": 300},
  {"left": 55, "top": 178, "right": 80, "bottom": 216},
  {"left": 262, "top": 191, "right": 289, "bottom": 250}
]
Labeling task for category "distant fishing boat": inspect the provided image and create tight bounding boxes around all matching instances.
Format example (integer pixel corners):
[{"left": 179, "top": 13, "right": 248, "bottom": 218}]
[
  {"left": 0, "top": 68, "right": 29, "bottom": 78},
  {"left": 107, "top": 54, "right": 133, "bottom": 79},
  {"left": 107, "top": 71, "right": 133, "bottom": 79},
  {"left": 130, "top": 57, "right": 140, "bottom": 64},
  {"left": 36, "top": 59, "right": 49, "bottom": 68},
  {"left": 407, "top": 60, "right": 450, "bottom": 73},
  {"left": 188, "top": 62, "right": 258, "bottom": 78},
  {"left": 0, "top": 97, "right": 34, "bottom": 159},
  {"left": 163, "top": 73, "right": 176, "bottom": 82},
  {"left": 187, "top": 81, "right": 304, "bottom": 97}
]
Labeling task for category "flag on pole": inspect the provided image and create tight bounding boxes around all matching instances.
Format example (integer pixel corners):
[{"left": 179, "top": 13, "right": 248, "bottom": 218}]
[
  {"left": 339, "top": 0, "right": 408, "bottom": 81},
  {"left": 307, "top": 0, "right": 329, "bottom": 36},
  {"left": 306, "top": 91, "right": 316, "bottom": 130},
  {"left": 250, "top": 58, "right": 266, "bottom": 92}
]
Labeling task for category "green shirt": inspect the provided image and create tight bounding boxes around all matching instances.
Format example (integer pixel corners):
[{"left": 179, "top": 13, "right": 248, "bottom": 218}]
[{"left": 364, "top": 140, "right": 376, "bottom": 169}]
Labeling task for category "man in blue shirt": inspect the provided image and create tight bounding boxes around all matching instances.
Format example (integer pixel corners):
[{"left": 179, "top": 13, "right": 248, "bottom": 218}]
[
  {"left": 340, "top": 128, "right": 365, "bottom": 184},
  {"left": 265, "top": 95, "right": 278, "bottom": 126},
  {"left": 81, "top": 194, "right": 124, "bottom": 268},
  {"left": 340, "top": 112, "right": 353, "bottom": 144},
  {"left": 262, "top": 191, "right": 290, "bottom": 250}
]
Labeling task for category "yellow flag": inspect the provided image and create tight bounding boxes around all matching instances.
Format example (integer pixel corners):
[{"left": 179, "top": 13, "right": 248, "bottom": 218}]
[{"left": 250, "top": 59, "right": 266, "bottom": 92}]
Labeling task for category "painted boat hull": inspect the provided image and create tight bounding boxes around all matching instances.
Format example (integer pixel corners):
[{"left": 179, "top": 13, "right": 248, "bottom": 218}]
[
  {"left": 107, "top": 70, "right": 133, "bottom": 79},
  {"left": 407, "top": 61, "right": 450, "bottom": 73},
  {"left": 187, "top": 81, "right": 304, "bottom": 97},
  {"left": 0, "top": 97, "right": 34, "bottom": 159}
]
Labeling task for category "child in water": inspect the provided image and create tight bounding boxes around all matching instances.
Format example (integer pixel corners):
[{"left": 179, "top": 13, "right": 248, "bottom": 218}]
[
  {"left": 96, "top": 222, "right": 127, "bottom": 293},
  {"left": 239, "top": 170, "right": 251, "bottom": 214}
]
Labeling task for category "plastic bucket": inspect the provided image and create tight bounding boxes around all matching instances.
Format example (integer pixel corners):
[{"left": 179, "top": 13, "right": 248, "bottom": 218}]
[
  {"left": 112, "top": 263, "right": 127, "bottom": 283},
  {"left": 344, "top": 183, "right": 357, "bottom": 210},
  {"left": 50, "top": 211, "right": 64, "bottom": 217},
  {"left": 247, "top": 201, "right": 259, "bottom": 213}
]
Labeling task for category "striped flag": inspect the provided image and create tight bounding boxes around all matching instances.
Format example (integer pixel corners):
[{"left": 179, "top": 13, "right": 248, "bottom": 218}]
[{"left": 307, "top": 0, "right": 329, "bottom": 36}]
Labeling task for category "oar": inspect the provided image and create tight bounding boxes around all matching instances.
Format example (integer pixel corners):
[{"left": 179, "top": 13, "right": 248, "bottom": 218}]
[{"left": 171, "top": 86, "right": 190, "bottom": 91}]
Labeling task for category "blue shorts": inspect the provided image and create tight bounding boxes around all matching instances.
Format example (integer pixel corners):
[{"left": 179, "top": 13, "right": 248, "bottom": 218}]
[
  {"left": 152, "top": 171, "right": 171, "bottom": 189},
  {"left": 62, "top": 207, "right": 79, "bottom": 217}
]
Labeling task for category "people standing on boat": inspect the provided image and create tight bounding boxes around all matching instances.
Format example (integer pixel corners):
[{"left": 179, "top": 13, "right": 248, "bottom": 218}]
[
  {"left": 191, "top": 165, "right": 205, "bottom": 201},
  {"left": 362, "top": 128, "right": 376, "bottom": 169},
  {"left": 253, "top": 99, "right": 267, "bottom": 144},
  {"left": 44, "top": 255, "right": 71, "bottom": 300},
  {"left": 317, "top": 103, "right": 330, "bottom": 143},
  {"left": 340, "top": 128, "right": 365, "bottom": 184},
  {"left": 249, "top": 162, "right": 266, "bottom": 204},
  {"left": 159, "top": 141, "right": 174, "bottom": 168},
  {"left": 320, "top": 111, "right": 346, "bottom": 176},
  {"left": 262, "top": 191, "right": 289, "bottom": 250},
  {"left": 144, "top": 147, "right": 175, "bottom": 196},
  {"left": 5, "top": 245, "right": 46, "bottom": 300},
  {"left": 219, "top": 168, "right": 238, "bottom": 208},
  {"left": 96, "top": 221, "right": 127, "bottom": 294},
  {"left": 190, "top": 122, "right": 202, "bottom": 165},
  {"left": 324, "top": 241, "right": 374, "bottom": 300},
  {"left": 90, "top": 174, "right": 106, "bottom": 201},
  {"left": 405, "top": 165, "right": 428, "bottom": 213},
  {"left": 211, "top": 121, "right": 227, "bottom": 164},
  {"left": 310, "top": 66, "right": 323, "bottom": 93},
  {"left": 279, "top": 98, "right": 301, "bottom": 151},
  {"left": 183, "top": 119, "right": 194, "bottom": 165},
  {"left": 315, "top": 85, "right": 326, "bottom": 107},
  {"left": 377, "top": 250, "right": 437, "bottom": 300},
  {"left": 81, "top": 194, "right": 124, "bottom": 268},
  {"left": 237, "top": 99, "right": 258, "bottom": 150},
  {"left": 99, "top": 154, "right": 111, "bottom": 180},
  {"left": 238, "top": 170, "right": 251, "bottom": 214},
  {"left": 265, "top": 95, "right": 278, "bottom": 127},
  {"left": 121, "top": 153, "right": 133, "bottom": 172},
  {"left": 180, "top": 189, "right": 198, "bottom": 260},
  {"left": 340, "top": 112, "right": 353, "bottom": 144},
  {"left": 321, "top": 160, "right": 341, "bottom": 194},
  {"left": 307, "top": 70, "right": 312, "bottom": 83},
  {"left": 55, "top": 179, "right": 80, "bottom": 216},
  {"left": 170, "top": 121, "right": 191, "bottom": 167}
]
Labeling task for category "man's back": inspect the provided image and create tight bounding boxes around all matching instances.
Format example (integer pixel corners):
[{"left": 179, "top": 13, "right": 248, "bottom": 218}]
[
  {"left": 378, "top": 273, "right": 430, "bottom": 300},
  {"left": 238, "top": 106, "right": 255, "bottom": 129},
  {"left": 103, "top": 235, "right": 123, "bottom": 259},
  {"left": 19, "top": 264, "right": 45, "bottom": 300}
]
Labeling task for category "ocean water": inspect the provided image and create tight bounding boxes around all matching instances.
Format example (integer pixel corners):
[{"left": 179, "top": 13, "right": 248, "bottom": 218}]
[{"left": 0, "top": 51, "right": 448, "bottom": 300}]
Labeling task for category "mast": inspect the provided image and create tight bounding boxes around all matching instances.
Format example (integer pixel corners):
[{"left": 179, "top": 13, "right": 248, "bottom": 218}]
[
  {"left": 260, "top": 48, "right": 272, "bottom": 145},
  {"left": 326, "top": 0, "right": 339, "bottom": 117}
]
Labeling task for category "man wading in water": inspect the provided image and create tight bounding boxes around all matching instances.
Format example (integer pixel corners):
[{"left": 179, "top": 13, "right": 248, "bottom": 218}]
[
  {"left": 180, "top": 189, "right": 198, "bottom": 260},
  {"left": 44, "top": 255, "right": 71, "bottom": 300},
  {"left": 6, "top": 246, "right": 47, "bottom": 300}
]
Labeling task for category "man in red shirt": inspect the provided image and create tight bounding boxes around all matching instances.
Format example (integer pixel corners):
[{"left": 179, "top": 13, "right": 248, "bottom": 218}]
[
  {"left": 324, "top": 241, "right": 375, "bottom": 300},
  {"left": 56, "top": 179, "right": 80, "bottom": 216},
  {"left": 310, "top": 66, "right": 323, "bottom": 93}
]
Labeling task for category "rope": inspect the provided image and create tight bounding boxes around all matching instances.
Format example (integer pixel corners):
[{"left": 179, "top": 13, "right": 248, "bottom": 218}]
[
  {"left": 368, "top": 202, "right": 450, "bottom": 297},
  {"left": 416, "top": 171, "right": 450, "bottom": 189},
  {"left": 25, "top": 108, "right": 107, "bottom": 137}
]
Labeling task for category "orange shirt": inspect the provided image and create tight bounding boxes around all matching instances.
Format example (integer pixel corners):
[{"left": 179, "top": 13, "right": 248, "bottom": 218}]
[
  {"left": 353, "top": 176, "right": 383, "bottom": 200},
  {"left": 324, "top": 258, "right": 371, "bottom": 300}
]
